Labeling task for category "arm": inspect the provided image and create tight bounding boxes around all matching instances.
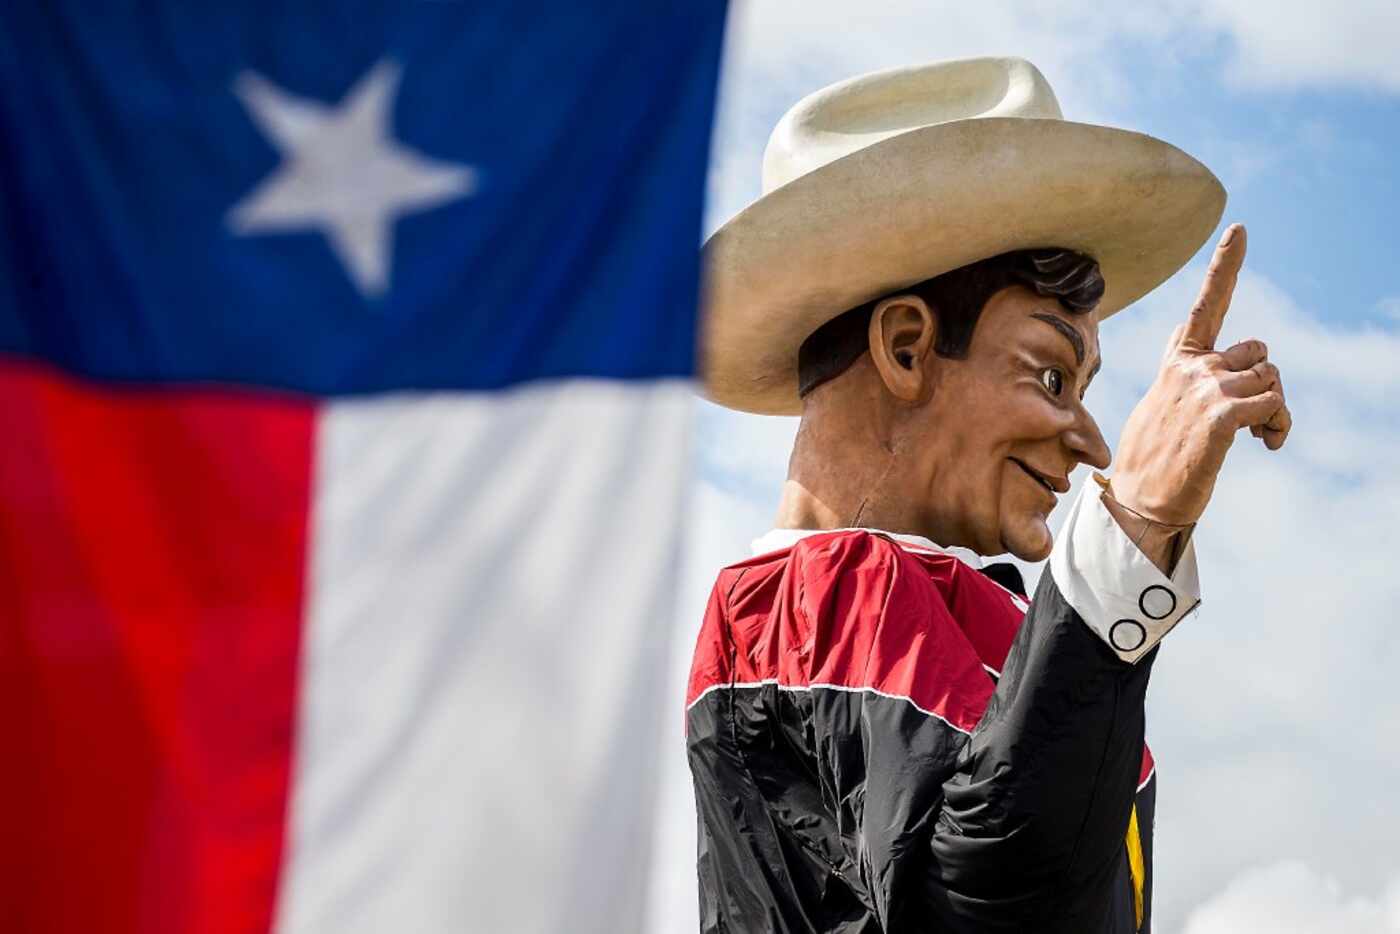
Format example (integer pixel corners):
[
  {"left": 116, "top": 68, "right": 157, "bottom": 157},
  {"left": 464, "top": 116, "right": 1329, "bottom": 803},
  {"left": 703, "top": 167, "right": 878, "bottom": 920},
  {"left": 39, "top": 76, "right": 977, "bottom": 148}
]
[
  {"left": 920, "top": 223, "right": 1292, "bottom": 930},
  {"left": 916, "top": 485, "right": 1199, "bottom": 931},
  {"left": 785, "top": 499, "right": 1195, "bottom": 931}
]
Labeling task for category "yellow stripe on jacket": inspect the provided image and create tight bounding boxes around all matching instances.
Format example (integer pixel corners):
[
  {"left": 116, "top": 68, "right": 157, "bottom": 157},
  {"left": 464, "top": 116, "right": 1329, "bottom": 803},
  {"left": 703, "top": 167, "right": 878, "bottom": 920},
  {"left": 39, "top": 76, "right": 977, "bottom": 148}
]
[{"left": 1126, "top": 804, "right": 1146, "bottom": 931}]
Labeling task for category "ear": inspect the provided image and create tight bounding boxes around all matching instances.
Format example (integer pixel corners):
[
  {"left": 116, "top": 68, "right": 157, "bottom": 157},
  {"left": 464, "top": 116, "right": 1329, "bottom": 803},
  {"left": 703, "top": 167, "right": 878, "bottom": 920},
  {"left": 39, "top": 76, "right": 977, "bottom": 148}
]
[{"left": 868, "top": 293, "right": 937, "bottom": 403}]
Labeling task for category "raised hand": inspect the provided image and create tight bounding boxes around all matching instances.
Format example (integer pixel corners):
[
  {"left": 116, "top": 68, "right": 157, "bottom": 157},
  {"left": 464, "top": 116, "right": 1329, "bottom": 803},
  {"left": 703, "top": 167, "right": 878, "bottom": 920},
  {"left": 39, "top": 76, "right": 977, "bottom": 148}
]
[{"left": 1110, "top": 224, "right": 1293, "bottom": 531}]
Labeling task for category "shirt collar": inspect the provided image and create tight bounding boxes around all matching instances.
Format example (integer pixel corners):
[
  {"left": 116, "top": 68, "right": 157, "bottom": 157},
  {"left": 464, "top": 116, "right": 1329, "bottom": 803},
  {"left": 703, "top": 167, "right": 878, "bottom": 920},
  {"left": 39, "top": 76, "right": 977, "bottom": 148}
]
[{"left": 749, "top": 527, "right": 984, "bottom": 569}]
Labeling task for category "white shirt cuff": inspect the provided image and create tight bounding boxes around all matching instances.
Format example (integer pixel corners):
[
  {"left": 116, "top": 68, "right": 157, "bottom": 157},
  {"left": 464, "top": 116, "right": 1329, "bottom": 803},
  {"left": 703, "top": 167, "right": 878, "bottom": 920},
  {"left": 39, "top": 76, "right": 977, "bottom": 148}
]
[{"left": 1048, "top": 484, "right": 1201, "bottom": 664}]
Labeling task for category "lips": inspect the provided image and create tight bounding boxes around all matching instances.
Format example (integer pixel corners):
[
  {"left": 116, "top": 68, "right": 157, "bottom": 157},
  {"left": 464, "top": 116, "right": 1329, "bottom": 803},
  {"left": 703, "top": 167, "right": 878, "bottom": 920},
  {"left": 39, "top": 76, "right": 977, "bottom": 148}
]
[{"left": 1009, "top": 458, "right": 1069, "bottom": 495}]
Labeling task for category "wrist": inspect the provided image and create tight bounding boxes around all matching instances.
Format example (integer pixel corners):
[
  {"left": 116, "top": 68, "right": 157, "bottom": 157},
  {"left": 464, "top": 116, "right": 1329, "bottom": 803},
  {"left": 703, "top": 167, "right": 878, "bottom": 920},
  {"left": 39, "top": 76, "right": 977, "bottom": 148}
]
[
  {"left": 1094, "top": 471, "right": 1198, "bottom": 525},
  {"left": 1050, "top": 481, "right": 1204, "bottom": 666},
  {"left": 1094, "top": 473, "right": 1194, "bottom": 576}
]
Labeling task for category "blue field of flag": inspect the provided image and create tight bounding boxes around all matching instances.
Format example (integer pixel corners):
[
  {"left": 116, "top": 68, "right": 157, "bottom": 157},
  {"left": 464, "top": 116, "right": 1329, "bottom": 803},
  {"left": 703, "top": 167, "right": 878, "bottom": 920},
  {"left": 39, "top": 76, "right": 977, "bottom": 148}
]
[{"left": 0, "top": 2, "right": 724, "bottom": 395}]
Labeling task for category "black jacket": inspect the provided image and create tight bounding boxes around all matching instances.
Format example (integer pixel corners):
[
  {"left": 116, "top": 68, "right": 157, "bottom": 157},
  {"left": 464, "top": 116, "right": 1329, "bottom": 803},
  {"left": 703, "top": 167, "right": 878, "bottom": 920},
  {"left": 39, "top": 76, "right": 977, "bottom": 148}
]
[{"left": 686, "top": 531, "right": 1157, "bottom": 933}]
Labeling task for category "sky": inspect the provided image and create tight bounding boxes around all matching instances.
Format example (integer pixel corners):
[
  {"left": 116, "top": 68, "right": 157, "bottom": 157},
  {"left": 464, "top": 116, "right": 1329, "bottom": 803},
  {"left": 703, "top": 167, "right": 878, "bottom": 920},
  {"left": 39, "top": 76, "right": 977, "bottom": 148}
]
[{"left": 646, "top": 3, "right": 1400, "bottom": 933}]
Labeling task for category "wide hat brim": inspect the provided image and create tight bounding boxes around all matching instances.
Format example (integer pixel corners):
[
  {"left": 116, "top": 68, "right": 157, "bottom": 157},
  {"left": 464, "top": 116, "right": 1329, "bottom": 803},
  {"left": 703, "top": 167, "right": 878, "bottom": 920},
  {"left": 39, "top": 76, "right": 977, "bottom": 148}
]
[{"left": 700, "top": 117, "right": 1226, "bottom": 416}]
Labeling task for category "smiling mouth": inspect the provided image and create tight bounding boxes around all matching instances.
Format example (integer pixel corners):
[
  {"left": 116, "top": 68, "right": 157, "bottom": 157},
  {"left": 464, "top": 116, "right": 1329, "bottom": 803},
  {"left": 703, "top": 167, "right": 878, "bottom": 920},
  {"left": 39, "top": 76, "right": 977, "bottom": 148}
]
[{"left": 1009, "top": 458, "right": 1067, "bottom": 495}]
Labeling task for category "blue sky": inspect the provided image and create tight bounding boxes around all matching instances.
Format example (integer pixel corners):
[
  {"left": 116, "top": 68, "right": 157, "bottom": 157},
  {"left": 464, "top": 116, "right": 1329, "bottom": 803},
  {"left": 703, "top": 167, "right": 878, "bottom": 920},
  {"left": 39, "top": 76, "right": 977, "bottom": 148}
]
[
  {"left": 704, "top": 5, "right": 1400, "bottom": 323},
  {"left": 648, "top": 4, "right": 1400, "bottom": 933},
  {"left": 1115, "top": 59, "right": 1399, "bottom": 322}
]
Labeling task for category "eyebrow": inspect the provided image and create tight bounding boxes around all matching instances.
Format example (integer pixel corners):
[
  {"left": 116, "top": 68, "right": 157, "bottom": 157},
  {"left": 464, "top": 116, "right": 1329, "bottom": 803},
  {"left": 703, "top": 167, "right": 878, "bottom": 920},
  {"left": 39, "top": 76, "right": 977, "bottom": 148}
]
[{"left": 1030, "top": 311, "right": 1085, "bottom": 365}]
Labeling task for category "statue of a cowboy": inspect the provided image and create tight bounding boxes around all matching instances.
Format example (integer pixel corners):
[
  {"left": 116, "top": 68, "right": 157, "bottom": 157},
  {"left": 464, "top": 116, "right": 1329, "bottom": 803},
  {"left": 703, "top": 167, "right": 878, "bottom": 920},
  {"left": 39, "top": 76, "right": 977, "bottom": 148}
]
[{"left": 684, "top": 58, "right": 1292, "bottom": 933}]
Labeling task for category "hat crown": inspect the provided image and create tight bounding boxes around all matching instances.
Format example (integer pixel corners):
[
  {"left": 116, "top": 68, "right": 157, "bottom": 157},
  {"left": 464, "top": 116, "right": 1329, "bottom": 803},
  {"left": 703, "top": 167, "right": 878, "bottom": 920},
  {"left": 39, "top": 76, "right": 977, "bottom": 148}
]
[{"left": 762, "top": 57, "right": 1063, "bottom": 193}]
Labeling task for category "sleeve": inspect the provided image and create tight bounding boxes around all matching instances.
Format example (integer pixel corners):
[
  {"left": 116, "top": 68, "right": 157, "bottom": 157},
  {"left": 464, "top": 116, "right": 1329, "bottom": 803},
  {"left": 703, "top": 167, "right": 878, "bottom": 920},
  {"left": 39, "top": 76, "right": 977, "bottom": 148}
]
[
  {"left": 915, "top": 485, "right": 1202, "bottom": 932},
  {"left": 1049, "top": 482, "right": 1201, "bottom": 663}
]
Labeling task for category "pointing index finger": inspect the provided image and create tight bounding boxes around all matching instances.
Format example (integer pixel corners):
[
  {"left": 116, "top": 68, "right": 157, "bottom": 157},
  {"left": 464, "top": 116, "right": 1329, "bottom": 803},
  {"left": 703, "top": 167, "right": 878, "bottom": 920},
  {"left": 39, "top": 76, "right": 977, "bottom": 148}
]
[{"left": 1181, "top": 223, "right": 1247, "bottom": 351}]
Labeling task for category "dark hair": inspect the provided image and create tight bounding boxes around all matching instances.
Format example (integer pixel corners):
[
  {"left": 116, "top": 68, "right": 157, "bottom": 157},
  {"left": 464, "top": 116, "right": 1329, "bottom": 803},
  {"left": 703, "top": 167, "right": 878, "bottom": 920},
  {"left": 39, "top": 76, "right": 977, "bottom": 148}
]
[{"left": 796, "top": 248, "right": 1104, "bottom": 397}]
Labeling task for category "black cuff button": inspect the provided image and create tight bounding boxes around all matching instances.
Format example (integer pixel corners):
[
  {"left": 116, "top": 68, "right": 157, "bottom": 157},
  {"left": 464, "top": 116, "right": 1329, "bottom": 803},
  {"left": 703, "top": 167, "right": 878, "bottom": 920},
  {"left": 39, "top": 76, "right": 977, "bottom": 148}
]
[
  {"left": 1110, "top": 619, "right": 1148, "bottom": 652},
  {"left": 1139, "top": 585, "right": 1177, "bottom": 620}
]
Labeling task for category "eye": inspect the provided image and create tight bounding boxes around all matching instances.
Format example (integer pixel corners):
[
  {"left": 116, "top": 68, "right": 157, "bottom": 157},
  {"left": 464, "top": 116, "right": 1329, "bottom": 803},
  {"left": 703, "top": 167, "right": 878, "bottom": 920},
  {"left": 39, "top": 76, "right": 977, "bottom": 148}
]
[{"left": 1040, "top": 367, "right": 1064, "bottom": 397}]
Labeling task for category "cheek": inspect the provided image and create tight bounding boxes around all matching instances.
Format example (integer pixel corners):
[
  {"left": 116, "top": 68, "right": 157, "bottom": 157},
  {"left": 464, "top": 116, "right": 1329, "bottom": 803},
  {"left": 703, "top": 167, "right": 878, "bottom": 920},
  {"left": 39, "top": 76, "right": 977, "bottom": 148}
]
[
  {"left": 1010, "top": 390, "right": 1073, "bottom": 439},
  {"left": 980, "top": 381, "right": 1061, "bottom": 446},
  {"left": 996, "top": 461, "right": 1053, "bottom": 525},
  {"left": 996, "top": 461, "right": 1034, "bottom": 509}
]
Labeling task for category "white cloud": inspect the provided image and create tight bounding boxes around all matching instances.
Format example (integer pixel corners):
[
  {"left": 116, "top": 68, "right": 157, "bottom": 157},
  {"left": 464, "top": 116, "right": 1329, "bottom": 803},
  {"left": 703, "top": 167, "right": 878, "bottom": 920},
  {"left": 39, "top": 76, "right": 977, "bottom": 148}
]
[
  {"left": 1182, "top": 861, "right": 1400, "bottom": 933},
  {"left": 1187, "top": 0, "right": 1400, "bottom": 92},
  {"left": 704, "top": 1, "right": 1400, "bottom": 231},
  {"left": 692, "top": 398, "right": 796, "bottom": 502},
  {"left": 1091, "top": 265, "right": 1400, "bottom": 931}
]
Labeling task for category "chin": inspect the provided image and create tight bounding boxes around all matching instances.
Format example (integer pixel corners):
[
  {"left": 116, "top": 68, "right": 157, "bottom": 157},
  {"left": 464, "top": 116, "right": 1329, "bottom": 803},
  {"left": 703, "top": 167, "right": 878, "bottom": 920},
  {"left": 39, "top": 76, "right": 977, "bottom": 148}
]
[{"left": 1001, "top": 519, "right": 1053, "bottom": 562}]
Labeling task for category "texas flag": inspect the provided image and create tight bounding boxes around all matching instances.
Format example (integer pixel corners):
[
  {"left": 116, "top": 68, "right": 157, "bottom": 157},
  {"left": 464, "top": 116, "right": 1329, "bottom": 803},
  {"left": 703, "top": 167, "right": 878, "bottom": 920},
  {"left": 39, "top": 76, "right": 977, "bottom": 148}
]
[{"left": 0, "top": 4, "right": 726, "bottom": 932}]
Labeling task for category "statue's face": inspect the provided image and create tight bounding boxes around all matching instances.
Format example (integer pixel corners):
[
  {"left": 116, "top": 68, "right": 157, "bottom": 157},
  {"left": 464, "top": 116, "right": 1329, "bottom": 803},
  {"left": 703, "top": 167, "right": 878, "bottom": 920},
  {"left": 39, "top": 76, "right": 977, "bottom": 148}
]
[{"left": 911, "top": 285, "right": 1110, "bottom": 561}]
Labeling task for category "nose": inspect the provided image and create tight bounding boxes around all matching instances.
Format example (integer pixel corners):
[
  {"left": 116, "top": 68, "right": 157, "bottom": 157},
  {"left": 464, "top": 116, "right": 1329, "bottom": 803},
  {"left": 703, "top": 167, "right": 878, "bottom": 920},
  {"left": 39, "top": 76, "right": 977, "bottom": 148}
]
[{"left": 1065, "top": 406, "right": 1111, "bottom": 472}]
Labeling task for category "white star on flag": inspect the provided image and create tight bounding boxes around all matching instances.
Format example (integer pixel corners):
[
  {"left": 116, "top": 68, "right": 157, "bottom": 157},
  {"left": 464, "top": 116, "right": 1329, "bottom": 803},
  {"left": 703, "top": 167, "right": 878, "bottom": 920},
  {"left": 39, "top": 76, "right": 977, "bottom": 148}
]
[{"left": 228, "top": 59, "right": 477, "bottom": 298}]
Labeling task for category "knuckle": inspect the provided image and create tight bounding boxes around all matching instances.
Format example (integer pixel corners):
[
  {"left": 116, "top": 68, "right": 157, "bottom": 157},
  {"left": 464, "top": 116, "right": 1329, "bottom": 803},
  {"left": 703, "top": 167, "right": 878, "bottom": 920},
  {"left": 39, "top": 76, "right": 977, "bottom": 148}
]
[
  {"left": 1206, "top": 403, "right": 1236, "bottom": 435},
  {"left": 1187, "top": 356, "right": 1215, "bottom": 377},
  {"left": 1166, "top": 358, "right": 1194, "bottom": 381},
  {"left": 1190, "top": 381, "right": 1217, "bottom": 408}
]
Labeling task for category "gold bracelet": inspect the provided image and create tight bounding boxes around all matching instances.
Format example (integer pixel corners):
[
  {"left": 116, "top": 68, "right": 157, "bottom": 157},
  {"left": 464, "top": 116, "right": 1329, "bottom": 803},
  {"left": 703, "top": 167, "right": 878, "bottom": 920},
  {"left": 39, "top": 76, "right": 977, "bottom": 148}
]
[{"left": 1091, "top": 472, "right": 1195, "bottom": 555}]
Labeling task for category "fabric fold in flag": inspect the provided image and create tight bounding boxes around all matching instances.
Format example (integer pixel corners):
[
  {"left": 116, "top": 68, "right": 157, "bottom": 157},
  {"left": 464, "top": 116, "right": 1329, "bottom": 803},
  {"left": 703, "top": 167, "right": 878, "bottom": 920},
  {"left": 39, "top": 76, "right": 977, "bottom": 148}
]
[{"left": 0, "top": 3, "right": 727, "bottom": 932}]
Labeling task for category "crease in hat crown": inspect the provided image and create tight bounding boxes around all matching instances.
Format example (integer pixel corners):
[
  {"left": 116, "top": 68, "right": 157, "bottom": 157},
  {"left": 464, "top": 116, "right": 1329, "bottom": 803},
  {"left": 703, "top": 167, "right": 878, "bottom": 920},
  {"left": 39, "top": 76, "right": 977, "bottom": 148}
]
[{"left": 762, "top": 57, "right": 1064, "bottom": 193}]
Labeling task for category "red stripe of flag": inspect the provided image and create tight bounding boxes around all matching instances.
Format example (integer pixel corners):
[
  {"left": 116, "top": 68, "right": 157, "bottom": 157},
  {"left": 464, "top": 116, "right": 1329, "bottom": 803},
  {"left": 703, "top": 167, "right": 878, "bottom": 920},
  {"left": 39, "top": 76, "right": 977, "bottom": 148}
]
[{"left": 0, "top": 357, "right": 314, "bottom": 934}]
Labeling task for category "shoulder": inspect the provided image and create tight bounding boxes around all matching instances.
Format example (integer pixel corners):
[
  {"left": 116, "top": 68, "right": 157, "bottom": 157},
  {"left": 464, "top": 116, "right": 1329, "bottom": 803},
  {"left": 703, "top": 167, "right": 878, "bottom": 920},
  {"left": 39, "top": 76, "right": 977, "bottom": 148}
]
[
  {"left": 685, "top": 546, "right": 797, "bottom": 709},
  {"left": 705, "top": 529, "right": 929, "bottom": 619},
  {"left": 789, "top": 530, "right": 1024, "bottom": 629},
  {"left": 785, "top": 528, "right": 932, "bottom": 583},
  {"left": 688, "top": 530, "right": 999, "bottom": 733},
  {"left": 793, "top": 532, "right": 997, "bottom": 728},
  {"left": 687, "top": 531, "right": 922, "bottom": 699}
]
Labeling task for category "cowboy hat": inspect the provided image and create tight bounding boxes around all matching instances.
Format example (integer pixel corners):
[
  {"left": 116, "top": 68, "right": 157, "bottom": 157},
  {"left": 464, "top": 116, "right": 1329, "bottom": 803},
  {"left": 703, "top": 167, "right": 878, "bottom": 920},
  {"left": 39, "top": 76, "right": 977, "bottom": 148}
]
[{"left": 701, "top": 56, "right": 1225, "bottom": 415}]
